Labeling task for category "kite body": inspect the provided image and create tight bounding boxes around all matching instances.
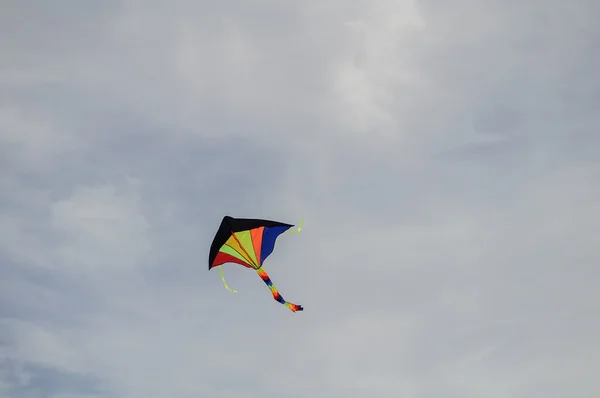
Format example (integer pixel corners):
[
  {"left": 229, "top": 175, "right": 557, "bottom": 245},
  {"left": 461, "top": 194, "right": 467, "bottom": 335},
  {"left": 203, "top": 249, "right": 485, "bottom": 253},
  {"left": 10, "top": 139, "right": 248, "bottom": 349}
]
[{"left": 209, "top": 216, "right": 303, "bottom": 312}]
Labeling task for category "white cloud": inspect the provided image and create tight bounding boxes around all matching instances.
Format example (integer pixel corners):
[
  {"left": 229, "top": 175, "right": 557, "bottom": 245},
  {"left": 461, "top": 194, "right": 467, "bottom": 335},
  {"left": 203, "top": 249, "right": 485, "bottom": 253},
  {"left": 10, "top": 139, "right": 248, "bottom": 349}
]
[
  {"left": 49, "top": 183, "right": 151, "bottom": 272},
  {"left": 0, "top": 105, "right": 83, "bottom": 171},
  {"left": 332, "top": 0, "right": 425, "bottom": 135},
  {"left": 1, "top": 0, "right": 599, "bottom": 397}
]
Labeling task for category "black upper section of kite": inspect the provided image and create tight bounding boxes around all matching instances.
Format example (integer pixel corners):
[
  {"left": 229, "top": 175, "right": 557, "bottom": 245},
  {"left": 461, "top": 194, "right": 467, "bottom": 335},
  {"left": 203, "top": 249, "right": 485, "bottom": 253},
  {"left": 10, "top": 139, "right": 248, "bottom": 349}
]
[{"left": 208, "top": 216, "right": 293, "bottom": 269}]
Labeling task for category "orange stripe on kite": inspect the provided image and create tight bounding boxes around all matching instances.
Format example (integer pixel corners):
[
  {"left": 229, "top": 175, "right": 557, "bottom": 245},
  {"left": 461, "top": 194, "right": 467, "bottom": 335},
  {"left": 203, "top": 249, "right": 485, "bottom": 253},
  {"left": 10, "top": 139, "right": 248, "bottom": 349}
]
[{"left": 250, "top": 226, "right": 264, "bottom": 266}]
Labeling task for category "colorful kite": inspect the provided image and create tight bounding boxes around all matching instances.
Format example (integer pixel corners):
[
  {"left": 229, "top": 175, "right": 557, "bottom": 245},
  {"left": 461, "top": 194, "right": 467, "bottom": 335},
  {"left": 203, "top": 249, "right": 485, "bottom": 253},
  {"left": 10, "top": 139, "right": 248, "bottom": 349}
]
[{"left": 208, "top": 216, "right": 304, "bottom": 312}]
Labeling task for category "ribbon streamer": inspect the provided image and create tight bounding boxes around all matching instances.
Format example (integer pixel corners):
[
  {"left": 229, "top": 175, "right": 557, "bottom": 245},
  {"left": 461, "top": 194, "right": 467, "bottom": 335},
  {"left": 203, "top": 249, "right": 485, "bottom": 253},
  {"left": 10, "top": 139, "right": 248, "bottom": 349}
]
[
  {"left": 286, "top": 219, "right": 304, "bottom": 234},
  {"left": 219, "top": 266, "right": 238, "bottom": 293}
]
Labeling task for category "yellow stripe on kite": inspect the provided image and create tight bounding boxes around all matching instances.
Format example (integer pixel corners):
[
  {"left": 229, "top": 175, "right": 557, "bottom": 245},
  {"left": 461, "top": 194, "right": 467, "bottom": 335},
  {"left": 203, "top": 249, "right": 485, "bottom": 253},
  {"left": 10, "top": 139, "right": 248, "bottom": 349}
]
[
  {"left": 234, "top": 230, "right": 258, "bottom": 267},
  {"left": 225, "top": 235, "right": 254, "bottom": 265}
]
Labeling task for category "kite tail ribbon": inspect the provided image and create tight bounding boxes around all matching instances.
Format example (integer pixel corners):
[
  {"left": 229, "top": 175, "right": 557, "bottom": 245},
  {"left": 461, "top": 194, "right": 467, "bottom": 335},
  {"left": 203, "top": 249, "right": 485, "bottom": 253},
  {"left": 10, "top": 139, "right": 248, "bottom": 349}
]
[
  {"left": 286, "top": 219, "right": 303, "bottom": 234},
  {"left": 219, "top": 266, "right": 238, "bottom": 293},
  {"left": 256, "top": 268, "right": 303, "bottom": 312}
]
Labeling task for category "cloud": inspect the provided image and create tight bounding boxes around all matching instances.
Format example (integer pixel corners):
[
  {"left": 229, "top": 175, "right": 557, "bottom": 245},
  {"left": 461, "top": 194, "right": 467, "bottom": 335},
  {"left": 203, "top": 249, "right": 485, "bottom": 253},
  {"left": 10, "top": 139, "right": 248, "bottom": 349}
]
[
  {"left": 1, "top": 0, "right": 599, "bottom": 397},
  {"left": 48, "top": 183, "right": 151, "bottom": 272},
  {"left": 0, "top": 357, "right": 107, "bottom": 398}
]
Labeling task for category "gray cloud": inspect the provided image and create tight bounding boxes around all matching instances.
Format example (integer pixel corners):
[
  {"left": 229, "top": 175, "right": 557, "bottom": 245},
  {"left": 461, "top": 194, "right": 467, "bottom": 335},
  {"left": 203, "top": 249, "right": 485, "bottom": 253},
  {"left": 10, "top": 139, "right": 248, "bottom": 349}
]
[
  {"left": 0, "top": 357, "right": 108, "bottom": 398},
  {"left": 1, "top": 0, "right": 599, "bottom": 397}
]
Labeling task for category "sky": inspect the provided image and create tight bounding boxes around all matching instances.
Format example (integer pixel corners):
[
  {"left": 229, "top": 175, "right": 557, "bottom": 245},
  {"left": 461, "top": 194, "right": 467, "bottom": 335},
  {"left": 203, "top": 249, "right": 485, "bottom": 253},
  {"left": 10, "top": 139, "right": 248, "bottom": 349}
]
[{"left": 1, "top": 0, "right": 599, "bottom": 397}]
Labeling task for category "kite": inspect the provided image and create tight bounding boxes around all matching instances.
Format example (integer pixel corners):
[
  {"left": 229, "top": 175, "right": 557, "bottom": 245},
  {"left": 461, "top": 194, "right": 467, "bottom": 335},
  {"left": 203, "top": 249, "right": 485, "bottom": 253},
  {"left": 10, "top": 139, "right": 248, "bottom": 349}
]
[{"left": 208, "top": 216, "right": 304, "bottom": 312}]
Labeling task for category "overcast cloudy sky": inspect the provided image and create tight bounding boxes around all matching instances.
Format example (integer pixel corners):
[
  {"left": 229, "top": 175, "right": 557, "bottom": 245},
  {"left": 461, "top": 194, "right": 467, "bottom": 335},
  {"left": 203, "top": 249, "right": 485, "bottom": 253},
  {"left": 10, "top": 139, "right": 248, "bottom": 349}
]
[{"left": 1, "top": 1, "right": 599, "bottom": 397}]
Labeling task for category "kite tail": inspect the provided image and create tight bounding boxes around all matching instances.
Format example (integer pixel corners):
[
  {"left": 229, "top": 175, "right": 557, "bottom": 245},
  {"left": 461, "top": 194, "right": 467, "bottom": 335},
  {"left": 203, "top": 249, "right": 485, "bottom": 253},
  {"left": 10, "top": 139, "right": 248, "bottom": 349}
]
[
  {"left": 286, "top": 219, "right": 303, "bottom": 234},
  {"left": 219, "top": 266, "right": 238, "bottom": 293},
  {"left": 256, "top": 268, "right": 303, "bottom": 312}
]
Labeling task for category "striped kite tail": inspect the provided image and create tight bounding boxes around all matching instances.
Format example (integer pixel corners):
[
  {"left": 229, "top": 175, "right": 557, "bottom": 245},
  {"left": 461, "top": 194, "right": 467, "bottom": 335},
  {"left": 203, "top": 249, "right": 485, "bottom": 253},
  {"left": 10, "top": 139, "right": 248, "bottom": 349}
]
[{"left": 256, "top": 268, "right": 303, "bottom": 312}]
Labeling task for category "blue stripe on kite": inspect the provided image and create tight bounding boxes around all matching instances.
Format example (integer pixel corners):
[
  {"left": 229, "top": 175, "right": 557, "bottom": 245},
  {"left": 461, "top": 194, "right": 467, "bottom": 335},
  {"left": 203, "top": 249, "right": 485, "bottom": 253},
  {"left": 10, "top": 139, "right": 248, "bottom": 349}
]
[{"left": 260, "top": 225, "right": 291, "bottom": 264}]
